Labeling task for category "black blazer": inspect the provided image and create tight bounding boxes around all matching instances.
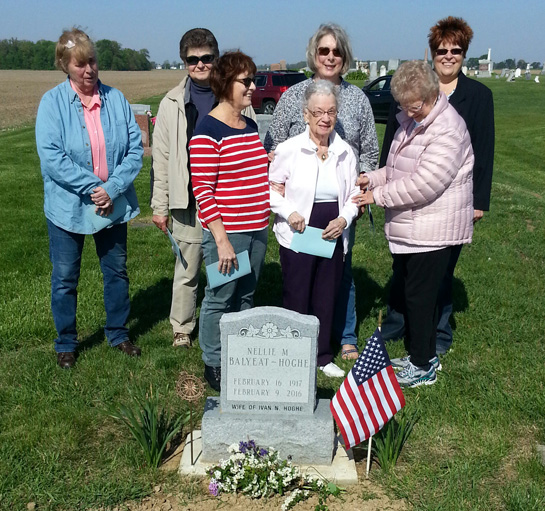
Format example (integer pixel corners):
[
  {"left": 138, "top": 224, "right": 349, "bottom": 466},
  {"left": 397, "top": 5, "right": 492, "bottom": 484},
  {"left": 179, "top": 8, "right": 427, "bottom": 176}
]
[{"left": 379, "top": 72, "right": 495, "bottom": 211}]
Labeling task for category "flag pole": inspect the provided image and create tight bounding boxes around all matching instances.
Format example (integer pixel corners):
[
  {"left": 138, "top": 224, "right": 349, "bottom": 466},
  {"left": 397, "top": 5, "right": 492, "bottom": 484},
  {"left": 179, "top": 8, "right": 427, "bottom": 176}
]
[{"left": 366, "top": 311, "right": 383, "bottom": 478}]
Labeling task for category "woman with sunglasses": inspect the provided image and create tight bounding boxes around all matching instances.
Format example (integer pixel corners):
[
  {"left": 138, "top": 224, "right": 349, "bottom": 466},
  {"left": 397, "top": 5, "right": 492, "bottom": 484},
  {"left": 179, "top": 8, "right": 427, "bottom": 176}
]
[
  {"left": 189, "top": 51, "right": 270, "bottom": 392},
  {"left": 356, "top": 60, "right": 474, "bottom": 388},
  {"left": 151, "top": 29, "right": 254, "bottom": 351},
  {"left": 379, "top": 17, "right": 495, "bottom": 356},
  {"left": 264, "top": 23, "right": 379, "bottom": 363}
]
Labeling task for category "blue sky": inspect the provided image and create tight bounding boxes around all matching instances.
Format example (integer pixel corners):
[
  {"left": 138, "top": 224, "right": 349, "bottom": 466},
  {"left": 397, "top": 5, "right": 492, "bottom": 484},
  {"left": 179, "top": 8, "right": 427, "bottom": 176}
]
[{"left": 1, "top": 0, "right": 544, "bottom": 65}]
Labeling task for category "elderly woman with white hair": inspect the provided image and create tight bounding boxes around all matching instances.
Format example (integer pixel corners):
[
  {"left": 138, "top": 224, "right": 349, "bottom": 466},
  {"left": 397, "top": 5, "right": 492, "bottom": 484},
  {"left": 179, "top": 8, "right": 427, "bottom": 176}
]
[
  {"left": 269, "top": 80, "right": 360, "bottom": 378},
  {"left": 265, "top": 23, "right": 378, "bottom": 362},
  {"left": 357, "top": 60, "right": 474, "bottom": 388}
]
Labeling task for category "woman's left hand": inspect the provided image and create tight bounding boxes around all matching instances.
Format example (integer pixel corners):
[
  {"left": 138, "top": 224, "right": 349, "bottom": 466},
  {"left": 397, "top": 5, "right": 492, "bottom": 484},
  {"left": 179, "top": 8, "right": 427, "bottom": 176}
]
[
  {"left": 96, "top": 202, "right": 114, "bottom": 217},
  {"left": 322, "top": 217, "right": 347, "bottom": 240},
  {"left": 91, "top": 186, "right": 111, "bottom": 207}
]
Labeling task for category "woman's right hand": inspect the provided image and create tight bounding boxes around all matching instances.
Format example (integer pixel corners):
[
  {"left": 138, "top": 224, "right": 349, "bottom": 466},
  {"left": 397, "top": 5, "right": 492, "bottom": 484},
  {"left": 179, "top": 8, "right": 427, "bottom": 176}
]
[
  {"left": 356, "top": 174, "right": 370, "bottom": 189},
  {"left": 288, "top": 211, "right": 305, "bottom": 233},
  {"left": 216, "top": 238, "right": 238, "bottom": 275}
]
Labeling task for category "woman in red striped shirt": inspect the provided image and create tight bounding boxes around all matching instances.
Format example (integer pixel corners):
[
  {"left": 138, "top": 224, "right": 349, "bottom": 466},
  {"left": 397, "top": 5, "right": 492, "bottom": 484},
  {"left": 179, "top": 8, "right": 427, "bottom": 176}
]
[{"left": 189, "top": 51, "right": 270, "bottom": 391}]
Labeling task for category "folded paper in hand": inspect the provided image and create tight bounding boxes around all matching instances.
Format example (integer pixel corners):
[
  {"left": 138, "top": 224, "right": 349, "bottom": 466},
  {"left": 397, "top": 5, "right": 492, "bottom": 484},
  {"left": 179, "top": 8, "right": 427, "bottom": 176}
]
[
  {"left": 205, "top": 250, "right": 251, "bottom": 289},
  {"left": 86, "top": 195, "right": 130, "bottom": 231},
  {"left": 289, "top": 226, "right": 336, "bottom": 259}
]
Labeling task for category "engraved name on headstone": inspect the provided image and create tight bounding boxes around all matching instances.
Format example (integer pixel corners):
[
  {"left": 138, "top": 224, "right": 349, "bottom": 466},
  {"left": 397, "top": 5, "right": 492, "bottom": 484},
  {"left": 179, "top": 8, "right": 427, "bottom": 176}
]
[{"left": 220, "top": 307, "right": 318, "bottom": 416}]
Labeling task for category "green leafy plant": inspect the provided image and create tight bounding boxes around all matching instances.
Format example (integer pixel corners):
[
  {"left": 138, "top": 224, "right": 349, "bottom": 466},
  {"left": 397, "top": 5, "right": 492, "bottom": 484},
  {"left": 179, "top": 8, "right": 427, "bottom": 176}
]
[
  {"left": 108, "top": 386, "right": 189, "bottom": 468},
  {"left": 207, "top": 440, "right": 344, "bottom": 510},
  {"left": 372, "top": 408, "right": 420, "bottom": 472}
]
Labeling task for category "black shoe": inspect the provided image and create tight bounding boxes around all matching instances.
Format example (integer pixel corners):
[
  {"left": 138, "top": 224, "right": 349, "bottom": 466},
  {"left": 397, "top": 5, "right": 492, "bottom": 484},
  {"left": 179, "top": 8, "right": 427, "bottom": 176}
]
[
  {"left": 115, "top": 340, "right": 141, "bottom": 357},
  {"left": 204, "top": 365, "right": 221, "bottom": 391},
  {"left": 57, "top": 352, "right": 76, "bottom": 369}
]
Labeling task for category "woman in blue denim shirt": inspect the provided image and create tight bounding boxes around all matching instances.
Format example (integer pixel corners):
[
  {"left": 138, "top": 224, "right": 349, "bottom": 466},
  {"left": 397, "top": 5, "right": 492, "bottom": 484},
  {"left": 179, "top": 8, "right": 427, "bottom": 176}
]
[{"left": 36, "top": 28, "right": 143, "bottom": 369}]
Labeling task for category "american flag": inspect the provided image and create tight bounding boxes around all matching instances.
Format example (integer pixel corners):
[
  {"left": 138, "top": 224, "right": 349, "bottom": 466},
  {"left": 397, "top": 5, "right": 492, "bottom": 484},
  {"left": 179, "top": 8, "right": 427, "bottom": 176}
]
[{"left": 330, "top": 328, "right": 405, "bottom": 448}]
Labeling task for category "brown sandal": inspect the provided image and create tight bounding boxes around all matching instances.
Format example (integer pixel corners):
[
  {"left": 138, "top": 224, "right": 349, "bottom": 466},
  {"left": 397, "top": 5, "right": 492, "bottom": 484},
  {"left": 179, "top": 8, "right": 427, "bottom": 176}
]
[{"left": 341, "top": 345, "right": 359, "bottom": 360}]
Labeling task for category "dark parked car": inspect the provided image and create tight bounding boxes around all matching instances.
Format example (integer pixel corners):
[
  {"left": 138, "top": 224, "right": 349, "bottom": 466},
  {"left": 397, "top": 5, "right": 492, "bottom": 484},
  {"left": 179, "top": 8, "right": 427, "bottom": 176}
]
[
  {"left": 252, "top": 71, "right": 307, "bottom": 114},
  {"left": 362, "top": 75, "right": 393, "bottom": 123}
]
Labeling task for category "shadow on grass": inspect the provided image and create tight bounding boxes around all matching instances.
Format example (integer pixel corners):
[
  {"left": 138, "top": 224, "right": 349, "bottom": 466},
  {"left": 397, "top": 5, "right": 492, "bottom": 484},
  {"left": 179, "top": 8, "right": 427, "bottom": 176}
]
[{"left": 129, "top": 277, "right": 172, "bottom": 339}]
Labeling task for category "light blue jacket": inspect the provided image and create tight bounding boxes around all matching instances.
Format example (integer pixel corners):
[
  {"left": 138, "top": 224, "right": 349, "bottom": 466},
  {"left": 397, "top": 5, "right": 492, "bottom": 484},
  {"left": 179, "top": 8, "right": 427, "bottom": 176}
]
[{"left": 36, "top": 78, "right": 143, "bottom": 234}]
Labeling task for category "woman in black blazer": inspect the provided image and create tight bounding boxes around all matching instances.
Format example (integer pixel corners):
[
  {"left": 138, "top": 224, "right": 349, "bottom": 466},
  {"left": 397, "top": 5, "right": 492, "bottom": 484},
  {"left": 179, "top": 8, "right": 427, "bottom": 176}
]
[{"left": 378, "top": 16, "right": 495, "bottom": 356}]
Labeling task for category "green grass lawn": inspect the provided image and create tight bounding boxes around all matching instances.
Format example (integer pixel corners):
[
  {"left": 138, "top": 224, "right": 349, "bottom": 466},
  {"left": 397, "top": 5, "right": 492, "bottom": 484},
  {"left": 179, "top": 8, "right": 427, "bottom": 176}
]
[{"left": 1, "top": 79, "right": 544, "bottom": 510}]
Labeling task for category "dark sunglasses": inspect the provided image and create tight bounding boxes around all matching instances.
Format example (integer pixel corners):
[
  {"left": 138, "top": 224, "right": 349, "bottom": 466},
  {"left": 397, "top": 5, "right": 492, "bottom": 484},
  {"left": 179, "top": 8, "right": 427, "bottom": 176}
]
[
  {"left": 317, "top": 46, "right": 342, "bottom": 58},
  {"left": 435, "top": 48, "right": 463, "bottom": 56},
  {"left": 186, "top": 54, "right": 215, "bottom": 66},
  {"left": 236, "top": 77, "right": 256, "bottom": 88}
]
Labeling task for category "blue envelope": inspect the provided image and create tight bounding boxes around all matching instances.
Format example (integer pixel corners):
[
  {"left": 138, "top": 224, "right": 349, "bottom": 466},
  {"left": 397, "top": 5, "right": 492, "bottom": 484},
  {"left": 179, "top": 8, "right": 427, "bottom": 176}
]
[
  {"left": 290, "top": 226, "right": 336, "bottom": 259},
  {"left": 166, "top": 228, "right": 186, "bottom": 268},
  {"left": 206, "top": 250, "right": 251, "bottom": 289},
  {"left": 86, "top": 194, "right": 130, "bottom": 231}
]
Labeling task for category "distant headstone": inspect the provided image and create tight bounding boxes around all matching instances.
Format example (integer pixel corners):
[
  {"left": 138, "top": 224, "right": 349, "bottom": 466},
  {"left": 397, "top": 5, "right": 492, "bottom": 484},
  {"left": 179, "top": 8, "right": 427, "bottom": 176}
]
[
  {"left": 507, "top": 70, "right": 516, "bottom": 82},
  {"left": 499, "top": 69, "right": 508, "bottom": 78},
  {"left": 515, "top": 68, "right": 522, "bottom": 78},
  {"left": 379, "top": 64, "right": 387, "bottom": 76},
  {"left": 535, "top": 76, "right": 540, "bottom": 83},
  {"left": 201, "top": 307, "right": 335, "bottom": 465},
  {"left": 387, "top": 59, "right": 399, "bottom": 73},
  {"left": 525, "top": 71, "right": 532, "bottom": 80},
  {"left": 462, "top": 66, "right": 468, "bottom": 75},
  {"left": 130, "top": 104, "right": 151, "bottom": 156},
  {"left": 369, "top": 61, "right": 377, "bottom": 80},
  {"left": 478, "top": 48, "right": 493, "bottom": 77}
]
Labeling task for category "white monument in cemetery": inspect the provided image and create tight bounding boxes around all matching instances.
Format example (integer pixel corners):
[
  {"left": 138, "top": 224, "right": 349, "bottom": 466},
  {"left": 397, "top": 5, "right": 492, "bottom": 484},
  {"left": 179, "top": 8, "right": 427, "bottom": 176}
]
[
  {"left": 369, "top": 61, "right": 377, "bottom": 80},
  {"left": 387, "top": 59, "right": 399, "bottom": 73},
  {"left": 355, "top": 59, "right": 368, "bottom": 73},
  {"left": 515, "top": 68, "right": 522, "bottom": 78},
  {"left": 478, "top": 48, "right": 493, "bottom": 78},
  {"left": 379, "top": 64, "right": 387, "bottom": 76}
]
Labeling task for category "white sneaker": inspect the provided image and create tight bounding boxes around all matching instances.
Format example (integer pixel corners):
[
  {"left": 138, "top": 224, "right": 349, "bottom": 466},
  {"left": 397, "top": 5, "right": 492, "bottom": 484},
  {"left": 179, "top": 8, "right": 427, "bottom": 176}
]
[{"left": 319, "top": 362, "right": 345, "bottom": 378}]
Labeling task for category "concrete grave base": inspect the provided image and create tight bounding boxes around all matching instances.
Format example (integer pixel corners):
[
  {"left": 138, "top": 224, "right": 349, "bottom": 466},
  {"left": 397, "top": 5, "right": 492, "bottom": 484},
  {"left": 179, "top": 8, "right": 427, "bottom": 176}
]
[
  {"left": 179, "top": 429, "right": 358, "bottom": 486},
  {"left": 201, "top": 397, "right": 334, "bottom": 465}
]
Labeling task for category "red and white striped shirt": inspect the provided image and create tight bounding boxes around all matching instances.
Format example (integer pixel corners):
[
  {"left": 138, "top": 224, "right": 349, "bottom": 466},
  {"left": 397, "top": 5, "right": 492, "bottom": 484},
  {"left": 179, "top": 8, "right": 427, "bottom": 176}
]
[{"left": 189, "top": 115, "right": 270, "bottom": 232}]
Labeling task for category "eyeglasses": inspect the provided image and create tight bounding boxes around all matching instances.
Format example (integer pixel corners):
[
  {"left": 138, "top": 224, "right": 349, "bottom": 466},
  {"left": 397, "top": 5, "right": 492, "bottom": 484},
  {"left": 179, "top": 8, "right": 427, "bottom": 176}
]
[
  {"left": 317, "top": 46, "right": 342, "bottom": 58},
  {"left": 435, "top": 48, "right": 463, "bottom": 56},
  {"left": 236, "top": 77, "right": 256, "bottom": 88},
  {"left": 186, "top": 54, "right": 215, "bottom": 66},
  {"left": 307, "top": 108, "right": 337, "bottom": 118},
  {"left": 399, "top": 101, "right": 424, "bottom": 115}
]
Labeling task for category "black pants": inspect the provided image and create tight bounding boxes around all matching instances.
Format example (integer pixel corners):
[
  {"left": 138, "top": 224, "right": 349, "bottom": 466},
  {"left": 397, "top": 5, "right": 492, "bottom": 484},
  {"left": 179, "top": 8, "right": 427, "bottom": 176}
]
[
  {"left": 279, "top": 202, "right": 343, "bottom": 367},
  {"left": 391, "top": 248, "right": 452, "bottom": 368}
]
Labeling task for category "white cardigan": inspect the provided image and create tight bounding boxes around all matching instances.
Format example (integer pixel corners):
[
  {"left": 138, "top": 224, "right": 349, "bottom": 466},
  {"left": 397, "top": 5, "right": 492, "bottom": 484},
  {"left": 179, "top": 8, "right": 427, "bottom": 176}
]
[{"left": 269, "top": 127, "right": 360, "bottom": 254}]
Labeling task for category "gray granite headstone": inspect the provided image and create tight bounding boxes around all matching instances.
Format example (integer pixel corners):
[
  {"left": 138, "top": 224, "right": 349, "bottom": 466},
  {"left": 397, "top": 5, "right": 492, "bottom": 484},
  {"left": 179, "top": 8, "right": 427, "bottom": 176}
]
[{"left": 201, "top": 307, "right": 335, "bottom": 465}]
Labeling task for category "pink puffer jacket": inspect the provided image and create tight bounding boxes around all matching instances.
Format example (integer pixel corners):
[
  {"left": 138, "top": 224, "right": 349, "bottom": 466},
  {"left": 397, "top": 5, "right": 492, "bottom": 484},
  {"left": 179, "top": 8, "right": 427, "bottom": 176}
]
[{"left": 368, "top": 93, "right": 474, "bottom": 246}]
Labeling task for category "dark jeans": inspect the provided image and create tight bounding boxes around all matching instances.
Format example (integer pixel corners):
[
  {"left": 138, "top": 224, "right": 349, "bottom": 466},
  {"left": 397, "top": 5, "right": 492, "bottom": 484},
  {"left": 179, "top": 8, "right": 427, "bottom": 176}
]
[
  {"left": 382, "top": 245, "right": 463, "bottom": 355},
  {"left": 280, "top": 202, "right": 344, "bottom": 367},
  {"left": 47, "top": 220, "right": 130, "bottom": 353},
  {"left": 391, "top": 248, "right": 452, "bottom": 368}
]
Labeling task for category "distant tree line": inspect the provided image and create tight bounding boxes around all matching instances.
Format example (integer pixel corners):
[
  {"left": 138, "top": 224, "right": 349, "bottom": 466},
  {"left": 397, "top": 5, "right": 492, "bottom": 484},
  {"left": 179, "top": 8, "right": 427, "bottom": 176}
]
[{"left": 0, "top": 38, "right": 153, "bottom": 71}]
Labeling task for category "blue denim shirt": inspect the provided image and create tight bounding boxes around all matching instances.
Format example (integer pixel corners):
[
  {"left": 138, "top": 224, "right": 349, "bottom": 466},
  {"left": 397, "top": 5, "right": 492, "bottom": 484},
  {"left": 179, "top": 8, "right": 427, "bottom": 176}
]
[{"left": 36, "top": 78, "right": 143, "bottom": 234}]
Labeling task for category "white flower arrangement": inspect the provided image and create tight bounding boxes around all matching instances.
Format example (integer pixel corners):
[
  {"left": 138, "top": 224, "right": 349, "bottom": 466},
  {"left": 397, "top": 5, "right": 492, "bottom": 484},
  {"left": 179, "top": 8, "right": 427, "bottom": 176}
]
[{"left": 207, "top": 440, "right": 344, "bottom": 510}]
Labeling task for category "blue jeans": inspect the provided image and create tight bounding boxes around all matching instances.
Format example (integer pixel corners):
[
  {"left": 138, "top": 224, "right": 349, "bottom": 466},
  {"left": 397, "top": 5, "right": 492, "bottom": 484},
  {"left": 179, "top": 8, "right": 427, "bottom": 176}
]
[
  {"left": 47, "top": 220, "right": 130, "bottom": 353},
  {"left": 332, "top": 224, "right": 357, "bottom": 346},
  {"left": 199, "top": 228, "right": 268, "bottom": 367}
]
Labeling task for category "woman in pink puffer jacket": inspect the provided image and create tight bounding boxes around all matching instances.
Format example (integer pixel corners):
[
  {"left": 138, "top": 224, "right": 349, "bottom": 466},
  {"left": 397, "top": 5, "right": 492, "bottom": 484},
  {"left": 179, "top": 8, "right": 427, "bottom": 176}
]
[{"left": 357, "top": 60, "right": 474, "bottom": 388}]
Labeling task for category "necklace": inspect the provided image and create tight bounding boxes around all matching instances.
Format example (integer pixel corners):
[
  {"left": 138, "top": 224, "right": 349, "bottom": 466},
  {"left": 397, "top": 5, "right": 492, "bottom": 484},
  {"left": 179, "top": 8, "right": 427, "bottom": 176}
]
[{"left": 321, "top": 151, "right": 328, "bottom": 161}]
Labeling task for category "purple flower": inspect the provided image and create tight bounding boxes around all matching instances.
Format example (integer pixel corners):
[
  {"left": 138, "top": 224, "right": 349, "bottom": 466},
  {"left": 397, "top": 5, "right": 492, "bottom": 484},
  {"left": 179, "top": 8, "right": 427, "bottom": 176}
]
[
  {"left": 208, "top": 480, "right": 219, "bottom": 496},
  {"left": 259, "top": 448, "right": 268, "bottom": 457},
  {"left": 239, "top": 441, "right": 247, "bottom": 454},
  {"left": 248, "top": 440, "right": 256, "bottom": 449}
]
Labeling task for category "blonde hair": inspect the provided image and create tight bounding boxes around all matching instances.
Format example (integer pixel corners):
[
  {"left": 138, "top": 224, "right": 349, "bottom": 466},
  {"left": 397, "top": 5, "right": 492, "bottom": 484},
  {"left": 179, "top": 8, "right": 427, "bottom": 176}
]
[
  {"left": 306, "top": 23, "right": 353, "bottom": 75},
  {"left": 391, "top": 60, "right": 439, "bottom": 105},
  {"left": 55, "top": 28, "right": 96, "bottom": 74}
]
